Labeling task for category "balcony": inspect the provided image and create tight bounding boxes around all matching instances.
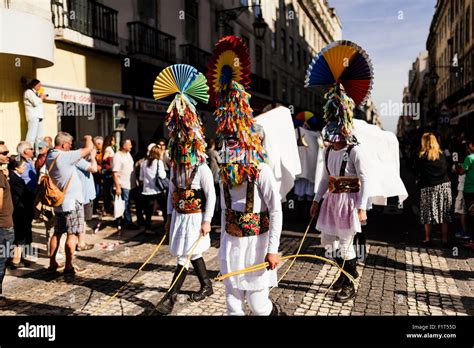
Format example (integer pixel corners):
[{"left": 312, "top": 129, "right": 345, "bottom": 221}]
[
  {"left": 0, "top": 5, "right": 54, "bottom": 67},
  {"left": 180, "top": 44, "right": 211, "bottom": 74},
  {"left": 250, "top": 73, "right": 271, "bottom": 96},
  {"left": 128, "top": 22, "right": 176, "bottom": 63},
  {"left": 51, "top": 0, "right": 118, "bottom": 45}
]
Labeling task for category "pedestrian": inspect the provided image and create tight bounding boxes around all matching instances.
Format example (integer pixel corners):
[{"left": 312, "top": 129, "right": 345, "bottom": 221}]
[
  {"left": 153, "top": 64, "right": 216, "bottom": 315},
  {"left": 23, "top": 79, "right": 46, "bottom": 151},
  {"left": 208, "top": 37, "right": 282, "bottom": 316},
  {"left": 0, "top": 143, "right": 14, "bottom": 306},
  {"left": 92, "top": 136, "right": 103, "bottom": 215},
  {"left": 140, "top": 145, "right": 167, "bottom": 234},
  {"left": 131, "top": 149, "right": 146, "bottom": 227},
  {"left": 457, "top": 138, "right": 474, "bottom": 241},
  {"left": 415, "top": 132, "right": 452, "bottom": 247},
  {"left": 101, "top": 135, "right": 115, "bottom": 215},
  {"left": 45, "top": 132, "right": 95, "bottom": 274},
  {"left": 76, "top": 148, "right": 97, "bottom": 251},
  {"left": 16, "top": 141, "right": 38, "bottom": 193},
  {"left": 32, "top": 139, "right": 61, "bottom": 259},
  {"left": 112, "top": 138, "right": 140, "bottom": 230},
  {"left": 6, "top": 156, "right": 34, "bottom": 269}
]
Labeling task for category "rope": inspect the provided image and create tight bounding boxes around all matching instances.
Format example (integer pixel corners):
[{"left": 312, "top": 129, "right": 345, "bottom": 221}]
[
  {"left": 214, "top": 254, "right": 355, "bottom": 284},
  {"left": 271, "top": 217, "right": 314, "bottom": 291},
  {"left": 92, "top": 231, "right": 168, "bottom": 315},
  {"left": 166, "top": 235, "right": 204, "bottom": 292}
]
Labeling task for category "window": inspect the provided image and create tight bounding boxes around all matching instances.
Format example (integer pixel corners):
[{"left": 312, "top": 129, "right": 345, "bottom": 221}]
[
  {"left": 290, "top": 83, "right": 295, "bottom": 104},
  {"left": 253, "top": 0, "right": 262, "bottom": 17},
  {"left": 282, "top": 79, "right": 287, "bottom": 101},
  {"left": 289, "top": 37, "right": 294, "bottom": 64},
  {"left": 185, "top": 0, "right": 199, "bottom": 45},
  {"left": 280, "top": 28, "right": 286, "bottom": 61},
  {"left": 256, "top": 44, "right": 263, "bottom": 76},
  {"left": 137, "top": 0, "right": 158, "bottom": 27}
]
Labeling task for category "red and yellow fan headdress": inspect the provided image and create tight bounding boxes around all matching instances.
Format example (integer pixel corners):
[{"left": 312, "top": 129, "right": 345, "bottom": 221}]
[{"left": 207, "top": 36, "right": 265, "bottom": 187}]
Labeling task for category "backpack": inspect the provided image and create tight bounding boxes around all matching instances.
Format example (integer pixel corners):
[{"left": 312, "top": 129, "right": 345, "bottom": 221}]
[{"left": 37, "top": 154, "right": 72, "bottom": 207}]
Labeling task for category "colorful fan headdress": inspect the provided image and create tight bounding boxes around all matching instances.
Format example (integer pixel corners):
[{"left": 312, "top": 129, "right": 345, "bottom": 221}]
[
  {"left": 305, "top": 40, "right": 374, "bottom": 143},
  {"left": 207, "top": 36, "right": 266, "bottom": 188},
  {"left": 153, "top": 64, "right": 209, "bottom": 169}
]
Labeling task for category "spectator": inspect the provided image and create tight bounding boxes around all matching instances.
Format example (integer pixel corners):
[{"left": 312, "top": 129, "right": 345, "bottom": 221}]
[
  {"left": 24, "top": 79, "right": 45, "bottom": 150},
  {"left": 140, "top": 145, "right": 167, "bottom": 234},
  {"left": 92, "top": 136, "right": 103, "bottom": 215},
  {"left": 34, "top": 140, "right": 51, "bottom": 174},
  {"left": 0, "top": 143, "right": 14, "bottom": 306},
  {"left": 6, "top": 156, "right": 34, "bottom": 269},
  {"left": 45, "top": 132, "right": 95, "bottom": 274},
  {"left": 16, "top": 141, "right": 38, "bottom": 193},
  {"left": 415, "top": 133, "right": 452, "bottom": 247},
  {"left": 113, "top": 138, "right": 139, "bottom": 230},
  {"left": 76, "top": 148, "right": 97, "bottom": 251},
  {"left": 457, "top": 138, "right": 474, "bottom": 241},
  {"left": 132, "top": 148, "right": 148, "bottom": 227},
  {"left": 101, "top": 135, "right": 115, "bottom": 215}
]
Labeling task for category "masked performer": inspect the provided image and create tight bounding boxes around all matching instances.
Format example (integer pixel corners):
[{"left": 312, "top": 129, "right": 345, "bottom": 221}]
[
  {"left": 207, "top": 36, "right": 283, "bottom": 316},
  {"left": 307, "top": 41, "right": 374, "bottom": 303},
  {"left": 152, "top": 64, "right": 216, "bottom": 315}
]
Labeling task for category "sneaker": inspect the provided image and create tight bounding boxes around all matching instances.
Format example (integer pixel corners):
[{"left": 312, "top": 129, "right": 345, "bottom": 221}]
[{"left": 76, "top": 244, "right": 94, "bottom": 251}]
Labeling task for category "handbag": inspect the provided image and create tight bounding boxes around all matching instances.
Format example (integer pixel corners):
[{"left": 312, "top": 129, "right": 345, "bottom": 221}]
[
  {"left": 155, "top": 160, "right": 169, "bottom": 193},
  {"left": 114, "top": 194, "right": 125, "bottom": 219},
  {"left": 38, "top": 155, "right": 72, "bottom": 207}
]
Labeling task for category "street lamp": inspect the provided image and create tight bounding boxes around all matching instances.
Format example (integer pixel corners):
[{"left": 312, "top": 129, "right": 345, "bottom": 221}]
[{"left": 216, "top": 1, "right": 268, "bottom": 40}]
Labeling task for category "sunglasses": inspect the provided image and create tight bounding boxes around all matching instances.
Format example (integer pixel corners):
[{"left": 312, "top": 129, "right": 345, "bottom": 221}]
[{"left": 0, "top": 151, "right": 9, "bottom": 156}]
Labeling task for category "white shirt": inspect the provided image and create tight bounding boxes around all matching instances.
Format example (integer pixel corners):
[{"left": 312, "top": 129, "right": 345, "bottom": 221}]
[
  {"left": 314, "top": 145, "right": 370, "bottom": 210},
  {"left": 140, "top": 159, "right": 167, "bottom": 195},
  {"left": 220, "top": 163, "right": 283, "bottom": 254},
  {"left": 112, "top": 151, "right": 135, "bottom": 190},
  {"left": 167, "top": 164, "right": 216, "bottom": 222},
  {"left": 23, "top": 89, "right": 44, "bottom": 120}
]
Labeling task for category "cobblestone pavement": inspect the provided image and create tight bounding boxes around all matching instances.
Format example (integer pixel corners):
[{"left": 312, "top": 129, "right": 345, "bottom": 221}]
[{"left": 1, "top": 161, "right": 473, "bottom": 316}]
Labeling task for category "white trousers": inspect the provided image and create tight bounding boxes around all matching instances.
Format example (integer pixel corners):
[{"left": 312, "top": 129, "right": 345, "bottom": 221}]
[
  {"left": 25, "top": 116, "right": 44, "bottom": 150},
  {"left": 177, "top": 253, "right": 202, "bottom": 269},
  {"left": 225, "top": 285, "right": 273, "bottom": 316},
  {"left": 321, "top": 233, "right": 357, "bottom": 260}
]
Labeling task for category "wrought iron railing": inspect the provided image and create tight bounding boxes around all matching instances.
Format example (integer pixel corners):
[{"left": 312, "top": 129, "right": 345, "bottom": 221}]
[
  {"left": 180, "top": 44, "right": 212, "bottom": 73},
  {"left": 128, "top": 21, "right": 176, "bottom": 62},
  {"left": 51, "top": 0, "right": 118, "bottom": 45}
]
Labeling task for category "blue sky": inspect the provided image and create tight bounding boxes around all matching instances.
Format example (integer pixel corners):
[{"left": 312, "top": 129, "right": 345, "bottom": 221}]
[{"left": 329, "top": 0, "right": 436, "bottom": 132}]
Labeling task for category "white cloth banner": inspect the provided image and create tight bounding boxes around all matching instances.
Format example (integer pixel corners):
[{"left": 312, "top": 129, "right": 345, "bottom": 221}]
[
  {"left": 314, "top": 119, "right": 408, "bottom": 206},
  {"left": 255, "top": 107, "right": 302, "bottom": 201}
]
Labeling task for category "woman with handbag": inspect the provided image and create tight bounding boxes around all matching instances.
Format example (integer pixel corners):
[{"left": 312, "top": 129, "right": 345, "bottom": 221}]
[{"left": 140, "top": 145, "right": 168, "bottom": 234}]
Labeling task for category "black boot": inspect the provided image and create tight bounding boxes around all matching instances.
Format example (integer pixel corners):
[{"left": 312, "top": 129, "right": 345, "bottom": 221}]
[
  {"left": 269, "top": 302, "right": 287, "bottom": 316},
  {"left": 335, "top": 259, "right": 357, "bottom": 303},
  {"left": 190, "top": 257, "right": 213, "bottom": 302},
  {"left": 331, "top": 257, "right": 345, "bottom": 291},
  {"left": 155, "top": 265, "right": 188, "bottom": 315}
]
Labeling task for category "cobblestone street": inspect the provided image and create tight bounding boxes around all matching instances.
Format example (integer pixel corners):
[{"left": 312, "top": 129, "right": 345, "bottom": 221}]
[
  {"left": 1, "top": 206, "right": 472, "bottom": 317},
  {"left": 0, "top": 159, "right": 472, "bottom": 317}
]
